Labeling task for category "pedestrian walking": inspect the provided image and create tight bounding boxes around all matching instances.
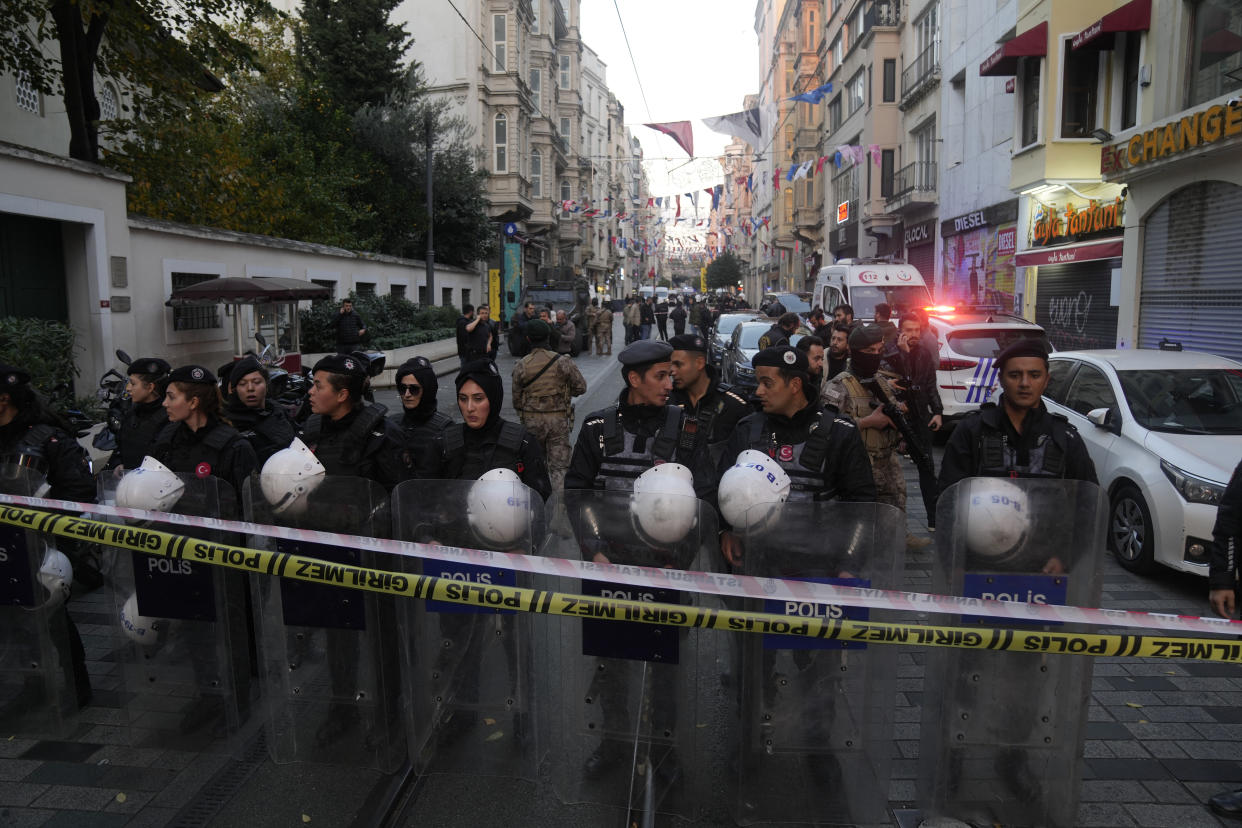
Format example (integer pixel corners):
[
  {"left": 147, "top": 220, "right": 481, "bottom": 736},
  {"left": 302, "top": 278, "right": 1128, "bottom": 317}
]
[
  {"left": 639, "top": 297, "right": 655, "bottom": 341},
  {"left": 670, "top": 300, "right": 687, "bottom": 336},
  {"left": 331, "top": 298, "right": 367, "bottom": 354},
  {"left": 655, "top": 297, "right": 669, "bottom": 340},
  {"left": 594, "top": 301, "right": 614, "bottom": 356}
]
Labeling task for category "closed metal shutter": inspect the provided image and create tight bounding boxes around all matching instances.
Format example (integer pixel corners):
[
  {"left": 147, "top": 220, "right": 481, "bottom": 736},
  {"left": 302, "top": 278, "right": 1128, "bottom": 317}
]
[
  {"left": 906, "top": 242, "right": 935, "bottom": 287},
  {"left": 1033, "top": 259, "right": 1120, "bottom": 350},
  {"left": 1139, "top": 181, "right": 1242, "bottom": 361}
]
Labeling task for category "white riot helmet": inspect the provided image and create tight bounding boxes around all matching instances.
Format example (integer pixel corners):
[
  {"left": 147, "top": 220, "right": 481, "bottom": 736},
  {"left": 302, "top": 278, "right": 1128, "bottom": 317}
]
[
  {"left": 631, "top": 463, "right": 698, "bottom": 546},
  {"left": 964, "top": 478, "right": 1031, "bottom": 565},
  {"left": 116, "top": 456, "right": 185, "bottom": 512},
  {"left": 119, "top": 592, "right": 163, "bottom": 645},
  {"left": 718, "top": 449, "right": 791, "bottom": 531},
  {"left": 39, "top": 547, "right": 73, "bottom": 608},
  {"left": 260, "top": 438, "right": 326, "bottom": 516},
  {"left": 467, "top": 468, "right": 532, "bottom": 547}
]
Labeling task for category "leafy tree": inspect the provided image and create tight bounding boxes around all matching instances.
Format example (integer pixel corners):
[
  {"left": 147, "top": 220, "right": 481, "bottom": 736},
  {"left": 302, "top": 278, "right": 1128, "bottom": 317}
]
[
  {"left": 0, "top": 0, "right": 268, "bottom": 163},
  {"left": 705, "top": 251, "right": 744, "bottom": 291},
  {"left": 298, "top": 0, "right": 409, "bottom": 113}
]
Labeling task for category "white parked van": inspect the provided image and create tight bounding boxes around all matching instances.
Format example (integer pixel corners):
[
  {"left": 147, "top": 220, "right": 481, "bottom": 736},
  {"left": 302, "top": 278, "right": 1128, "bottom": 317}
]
[{"left": 812, "top": 259, "right": 934, "bottom": 320}]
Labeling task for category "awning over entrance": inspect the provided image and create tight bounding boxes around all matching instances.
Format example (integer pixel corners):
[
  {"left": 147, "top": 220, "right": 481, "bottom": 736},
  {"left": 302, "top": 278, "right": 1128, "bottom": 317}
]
[
  {"left": 980, "top": 22, "right": 1048, "bottom": 76},
  {"left": 1071, "top": 0, "right": 1151, "bottom": 51},
  {"left": 1015, "top": 238, "right": 1123, "bottom": 267},
  {"left": 165, "top": 276, "right": 330, "bottom": 306}
]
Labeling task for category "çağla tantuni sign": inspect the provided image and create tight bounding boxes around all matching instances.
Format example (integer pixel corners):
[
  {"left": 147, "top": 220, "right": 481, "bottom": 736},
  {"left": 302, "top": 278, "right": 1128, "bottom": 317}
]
[
  {"left": 1032, "top": 197, "right": 1125, "bottom": 246},
  {"left": 1102, "top": 102, "right": 1242, "bottom": 174}
]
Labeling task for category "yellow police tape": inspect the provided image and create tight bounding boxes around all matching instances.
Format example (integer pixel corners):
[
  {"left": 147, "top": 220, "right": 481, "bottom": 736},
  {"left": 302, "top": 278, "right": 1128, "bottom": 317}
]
[{"left": 8, "top": 504, "right": 1242, "bottom": 664}]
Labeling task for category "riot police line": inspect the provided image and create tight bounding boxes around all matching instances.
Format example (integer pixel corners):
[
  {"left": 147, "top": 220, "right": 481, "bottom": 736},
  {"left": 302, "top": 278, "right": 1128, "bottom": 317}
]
[{"left": 0, "top": 341, "right": 1183, "bottom": 826}]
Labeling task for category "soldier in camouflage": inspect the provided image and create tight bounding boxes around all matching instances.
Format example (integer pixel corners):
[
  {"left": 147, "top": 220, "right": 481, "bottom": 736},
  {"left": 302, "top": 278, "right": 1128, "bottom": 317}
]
[
  {"left": 594, "top": 300, "right": 614, "bottom": 356},
  {"left": 511, "top": 320, "right": 587, "bottom": 490}
]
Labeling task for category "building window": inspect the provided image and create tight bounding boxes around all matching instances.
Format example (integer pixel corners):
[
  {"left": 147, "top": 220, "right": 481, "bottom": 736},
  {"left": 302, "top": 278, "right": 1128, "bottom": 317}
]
[
  {"left": 15, "top": 71, "right": 39, "bottom": 114},
  {"left": 442, "top": 287, "right": 453, "bottom": 306},
  {"left": 529, "top": 67, "right": 541, "bottom": 113},
  {"left": 560, "top": 179, "right": 571, "bottom": 201},
  {"left": 1060, "top": 37, "right": 1099, "bottom": 138},
  {"left": 880, "top": 149, "right": 894, "bottom": 197},
  {"left": 356, "top": 281, "right": 376, "bottom": 296},
  {"left": 390, "top": 284, "right": 406, "bottom": 299},
  {"left": 494, "top": 112, "right": 507, "bottom": 172},
  {"left": 311, "top": 279, "right": 337, "bottom": 300},
  {"left": 831, "top": 35, "right": 843, "bottom": 68},
  {"left": 559, "top": 116, "right": 571, "bottom": 142},
  {"left": 532, "top": 0, "right": 540, "bottom": 34},
  {"left": 1187, "top": 1, "right": 1242, "bottom": 107},
  {"left": 882, "top": 59, "right": 896, "bottom": 102},
  {"left": 531, "top": 151, "right": 543, "bottom": 197},
  {"left": 492, "top": 14, "right": 507, "bottom": 72},
  {"left": 829, "top": 94, "right": 842, "bottom": 132},
  {"left": 914, "top": 118, "right": 937, "bottom": 188},
  {"left": 98, "top": 80, "right": 119, "bottom": 120},
  {"left": 916, "top": 3, "right": 940, "bottom": 64},
  {"left": 847, "top": 3, "right": 865, "bottom": 49},
  {"left": 559, "top": 54, "right": 571, "bottom": 89},
  {"left": 462, "top": 288, "right": 471, "bottom": 307},
  {"left": 418, "top": 285, "right": 428, "bottom": 304},
  {"left": 1119, "top": 31, "right": 1142, "bottom": 131},
  {"left": 171, "top": 273, "right": 222, "bottom": 331},
  {"left": 1019, "top": 57, "right": 1041, "bottom": 148},
  {"left": 848, "top": 70, "right": 866, "bottom": 114},
  {"left": 805, "top": 9, "right": 817, "bottom": 49}
]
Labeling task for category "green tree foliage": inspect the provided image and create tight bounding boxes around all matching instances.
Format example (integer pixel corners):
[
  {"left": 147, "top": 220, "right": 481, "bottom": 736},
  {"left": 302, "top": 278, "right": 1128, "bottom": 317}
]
[
  {"left": 298, "top": 0, "right": 409, "bottom": 114},
  {"left": 705, "top": 251, "right": 744, "bottom": 291},
  {"left": 0, "top": 317, "right": 82, "bottom": 414}
]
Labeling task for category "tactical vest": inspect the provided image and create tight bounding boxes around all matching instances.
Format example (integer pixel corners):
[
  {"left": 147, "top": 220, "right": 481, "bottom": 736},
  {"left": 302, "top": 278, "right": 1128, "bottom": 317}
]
[
  {"left": 977, "top": 418, "right": 1069, "bottom": 478},
  {"left": 596, "top": 308, "right": 613, "bottom": 329},
  {"left": 518, "top": 350, "right": 569, "bottom": 413},
  {"left": 747, "top": 411, "right": 843, "bottom": 501},
  {"left": 301, "top": 404, "right": 387, "bottom": 474},
  {"left": 0, "top": 423, "right": 57, "bottom": 475},
  {"left": 838, "top": 374, "right": 899, "bottom": 455},
  {"left": 597, "top": 405, "right": 692, "bottom": 493},
  {"left": 153, "top": 420, "right": 243, "bottom": 475},
  {"left": 117, "top": 403, "right": 168, "bottom": 468},
  {"left": 440, "top": 420, "right": 527, "bottom": 480}
]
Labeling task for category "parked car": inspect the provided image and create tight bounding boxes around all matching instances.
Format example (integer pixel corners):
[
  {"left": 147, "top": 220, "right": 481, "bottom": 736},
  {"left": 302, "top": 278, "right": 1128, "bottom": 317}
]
[
  {"left": 760, "top": 292, "right": 813, "bottom": 316},
  {"left": 710, "top": 312, "right": 764, "bottom": 366},
  {"left": 1041, "top": 348, "right": 1242, "bottom": 576},
  {"left": 721, "top": 320, "right": 809, "bottom": 391},
  {"left": 927, "top": 310, "right": 1052, "bottom": 422}
]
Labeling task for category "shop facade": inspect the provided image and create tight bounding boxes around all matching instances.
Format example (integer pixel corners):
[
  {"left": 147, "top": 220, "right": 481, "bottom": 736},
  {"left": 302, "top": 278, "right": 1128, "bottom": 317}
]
[{"left": 939, "top": 199, "right": 1019, "bottom": 312}]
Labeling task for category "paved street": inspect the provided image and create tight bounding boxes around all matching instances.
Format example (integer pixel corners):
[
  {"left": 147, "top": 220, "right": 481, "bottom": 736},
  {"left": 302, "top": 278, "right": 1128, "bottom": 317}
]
[{"left": 2, "top": 318, "right": 1241, "bottom": 827}]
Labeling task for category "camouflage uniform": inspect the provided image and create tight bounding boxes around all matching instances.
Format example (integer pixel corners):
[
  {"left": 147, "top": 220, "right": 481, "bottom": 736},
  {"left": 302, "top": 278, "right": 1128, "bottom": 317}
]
[
  {"left": 511, "top": 346, "right": 587, "bottom": 490},
  {"left": 821, "top": 372, "right": 905, "bottom": 512},
  {"left": 594, "top": 306, "right": 614, "bottom": 355},
  {"left": 584, "top": 304, "right": 599, "bottom": 353}
]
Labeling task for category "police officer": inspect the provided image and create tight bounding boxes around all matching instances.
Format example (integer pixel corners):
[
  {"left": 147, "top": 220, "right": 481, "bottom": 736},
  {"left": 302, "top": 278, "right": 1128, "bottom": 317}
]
[
  {"left": 668, "top": 333, "right": 749, "bottom": 468},
  {"left": 566, "top": 339, "right": 713, "bottom": 497},
  {"left": 0, "top": 364, "right": 95, "bottom": 706},
  {"left": 419, "top": 359, "right": 552, "bottom": 499},
  {"left": 106, "top": 356, "right": 171, "bottom": 470},
  {"left": 1207, "top": 460, "right": 1242, "bottom": 818},
  {"left": 594, "top": 299, "right": 614, "bottom": 356},
  {"left": 511, "top": 320, "right": 585, "bottom": 491},
  {"left": 224, "top": 356, "right": 297, "bottom": 466},
  {"left": 300, "top": 353, "right": 409, "bottom": 488},
  {"left": 822, "top": 326, "right": 927, "bottom": 550},
  {"left": 939, "top": 339, "right": 1096, "bottom": 488},
  {"left": 389, "top": 356, "right": 451, "bottom": 471},
  {"left": 757, "top": 312, "right": 800, "bottom": 350},
  {"left": 154, "top": 365, "right": 257, "bottom": 497},
  {"left": 717, "top": 345, "right": 875, "bottom": 566}
]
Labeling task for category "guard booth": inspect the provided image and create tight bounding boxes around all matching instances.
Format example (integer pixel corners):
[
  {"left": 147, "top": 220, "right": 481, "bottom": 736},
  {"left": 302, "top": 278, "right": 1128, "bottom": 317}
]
[
  {"left": 917, "top": 477, "right": 1105, "bottom": 828},
  {"left": 166, "top": 276, "right": 329, "bottom": 374}
]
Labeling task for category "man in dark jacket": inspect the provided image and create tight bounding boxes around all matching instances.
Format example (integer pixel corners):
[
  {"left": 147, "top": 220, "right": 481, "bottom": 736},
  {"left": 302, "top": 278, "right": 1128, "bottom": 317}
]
[
  {"left": 669, "top": 333, "right": 750, "bottom": 468},
  {"left": 331, "top": 299, "right": 367, "bottom": 354},
  {"left": 639, "top": 297, "right": 656, "bottom": 341},
  {"left": 225, "top": 356, "right": 297, "bottom": 466},
  {"left": 1207, "top": 460, "right": 1242, "bottom": 818},
  {"left": 939, "top": 340, "right": 1096, "bottom": 489},
  {"left": 893, "top": 312, "right": 944, "bottom": 528},
  {"left": 463, "top": 304, "right": 496, "bottom": 362},
  {"left": 757, "top": 312, "right": 800, "bottom": 350}
]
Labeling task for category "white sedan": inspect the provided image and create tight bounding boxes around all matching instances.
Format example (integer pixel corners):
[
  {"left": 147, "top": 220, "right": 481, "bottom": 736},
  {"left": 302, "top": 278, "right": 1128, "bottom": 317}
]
[{"left": 1041, "top": 348, "right": 1242, "bottom": 576}]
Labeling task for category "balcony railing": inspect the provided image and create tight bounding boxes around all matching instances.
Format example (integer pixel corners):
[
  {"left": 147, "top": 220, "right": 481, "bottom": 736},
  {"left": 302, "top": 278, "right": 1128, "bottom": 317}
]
[
  {"left": 890, "top": 160, "right": 937, "bottom": 201},
  {"left": 865, "top": 0, "right": 901, "bottom": 29},
  {"left": 900, "top": 44, "right": 940, "bottom": 108},
  {"left": 832, "top": 167, "right": 860, "bottom": 210}
]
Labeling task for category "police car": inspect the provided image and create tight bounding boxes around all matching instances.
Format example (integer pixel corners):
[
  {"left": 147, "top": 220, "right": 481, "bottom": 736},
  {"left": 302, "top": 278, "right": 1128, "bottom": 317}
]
[
  {"left": 927, "top": 308, "right": 1051, "bottom": 421},
  {"left": 1041, "top": 348, "right": 1242, "bottom": 576}
]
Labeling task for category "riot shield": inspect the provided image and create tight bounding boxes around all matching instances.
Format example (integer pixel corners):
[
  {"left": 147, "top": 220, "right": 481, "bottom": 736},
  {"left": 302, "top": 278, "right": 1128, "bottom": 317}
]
[
  {"left": 539, "top": 489, "right": 718, "bottom": 824},
  {"left": 392, "top": 478, "right": 543, "bottom": 779},
  {"left": 243, "top": 475, "right": 403, "bottom": 772},
  {"left": 99, "top": 471, "right": 254, "bottom": 752},
  {"left": 917, "top": 477, "right": 1105, "bottom": 828},
  {"left": 733, "top": 499, "right": 904, "bottom": 825},
  {"left": 0, "top": 465, "right": 79, "bottom": 736}
]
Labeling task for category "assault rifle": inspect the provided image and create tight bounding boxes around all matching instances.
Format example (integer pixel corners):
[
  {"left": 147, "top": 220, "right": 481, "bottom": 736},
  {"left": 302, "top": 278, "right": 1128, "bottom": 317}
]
[{"left": 862, "top": 375, "right": 937, "bottom": 482}]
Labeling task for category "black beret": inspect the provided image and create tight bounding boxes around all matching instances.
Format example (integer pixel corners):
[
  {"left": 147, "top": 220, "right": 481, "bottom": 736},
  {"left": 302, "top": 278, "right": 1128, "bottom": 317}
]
[
  {"left": 127, "top": 357, "right": 171, "bottom": 377},
  {"left": 996, "top": 338, "right": 1050, "bottom": 369},
  {"left": 668, "top": 334, "right": 708, "bottom": 353},
  {"left": 526, "top": 319, "right": 553, "bottom": 340},
  {"left": 395, "top": 356, "right": 433, "bottom": 384},
  {"left": 228, "top": 356, "right": 265, "bottom": 386},
  {"left": 848, "top": 325, "right": 885, "bottom": 349},
  {"left": 313, "top": 353, "right": 368, "bottom": 377},
  {"left": 168, "top": 364, "right": 217, "bottom": 385},
  {"left": 0, "top": 364, "right": 30, "bottom": 389},
  {"left": 752, "top": 345, "right": 808, "bottom": 373},
  {"left": 618, "top": 340, "right": 673, "bottom": 367}
]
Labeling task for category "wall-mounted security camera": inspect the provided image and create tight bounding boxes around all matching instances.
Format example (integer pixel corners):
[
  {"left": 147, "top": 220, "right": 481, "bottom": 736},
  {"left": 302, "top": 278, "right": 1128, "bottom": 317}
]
[{"left": 1228, "top": 97, "right": 1242, "bottom": 108}]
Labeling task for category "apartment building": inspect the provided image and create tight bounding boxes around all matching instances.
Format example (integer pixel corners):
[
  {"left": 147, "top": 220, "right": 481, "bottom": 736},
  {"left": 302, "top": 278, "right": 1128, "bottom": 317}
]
[
  {"left": 788, "top": 0, "right": 826, "bottom": 284},
  {"left": 754, "top": 0, "right": 787, "bottom": 292}
]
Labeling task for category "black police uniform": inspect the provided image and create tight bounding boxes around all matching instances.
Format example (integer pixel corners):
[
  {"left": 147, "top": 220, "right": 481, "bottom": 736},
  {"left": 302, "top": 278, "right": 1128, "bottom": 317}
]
[
  {"left": 301, "top": 404, "right": 408, "bottom": 490},
  {"left": 109, "top": 400, "right": 169, "bottom": 470},
  {"left": 153, "top": 415, "right": 258, "bottom": 501},
  {"left": 1209, "top": 460, "right": 1242, "bottom": 593},
  {"left": 668, "top": 334, "right": 749, "bottom": 465},
  {"left": 757, "top": 322, "right": 791, "bottom": 350},
  {"left": 388, "top": 357, "right": 452, "bottom": 471},
  {"left": 222, "top": 357, "right": 297, "bottom": 466}
]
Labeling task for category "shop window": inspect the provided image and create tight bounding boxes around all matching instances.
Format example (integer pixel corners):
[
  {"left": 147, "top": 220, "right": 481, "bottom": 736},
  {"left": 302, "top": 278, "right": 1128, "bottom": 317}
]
[
  {"left": 1019, "top": 57, "right": 1042, "bottom": 148},
  {"left": 1060, "top": 37, "right": 1100, "bottom": 138},
  {"left": 1188, "top": 0, "right": 1242, "bottom": 107},
  {"left": 171, "top": 273, "right": 222, "bottom": 331}
]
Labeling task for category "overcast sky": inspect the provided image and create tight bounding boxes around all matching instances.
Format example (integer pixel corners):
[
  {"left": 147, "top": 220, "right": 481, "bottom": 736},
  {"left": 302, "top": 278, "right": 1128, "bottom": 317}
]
[{"left": 579, "top": 0, "right": 759, "bottom": 198}]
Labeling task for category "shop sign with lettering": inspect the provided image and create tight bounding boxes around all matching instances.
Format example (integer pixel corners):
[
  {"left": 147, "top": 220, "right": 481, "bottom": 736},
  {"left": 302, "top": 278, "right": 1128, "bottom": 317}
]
[
  {"left": 1031, "top": 197, "right": 1126, "bottom": 247},
  {"left": 1101, "top": 101, "right": 1242, "bottom": 175}
]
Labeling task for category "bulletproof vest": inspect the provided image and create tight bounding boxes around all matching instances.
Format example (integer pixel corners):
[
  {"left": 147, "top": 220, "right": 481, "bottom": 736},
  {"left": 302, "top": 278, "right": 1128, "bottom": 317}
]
[
  {"left": 977, "top": 416, "right": 1068, "bottom": 478},
  {"left": 117, "top": 402, "right": 168, "bottom": 468},
  {"left": 153, "top": 420, "right": 241, "bottom": 474},
  {"left": 0, "top": 423, "right": 57, "bottom": 475},
  {"left": 838, "top": 374, "right": 898, "bottom": 454},
  {"left": 519, "top": 350, "right": 570, "bottom": 412},
  {"left": 597, "top": 405, "right": 691, "bottom": 493},
  {"left": 397, "top": 409, "right": 451, "bottom": 439},
  {"left": 440, "top": 420, "right": 527, "bottom": 480},
  {"left": 301, "top": 404, "right": 387, "bottom": 475},
  {"left": 747, "top": 411, "right": 840, "bottom": 502}
]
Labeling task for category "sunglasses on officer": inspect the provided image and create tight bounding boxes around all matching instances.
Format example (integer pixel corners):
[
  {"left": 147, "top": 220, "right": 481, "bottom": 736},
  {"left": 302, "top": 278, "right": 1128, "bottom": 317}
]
[{"left": 398, "top": 383, "right": 423, "bottom": 396}]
